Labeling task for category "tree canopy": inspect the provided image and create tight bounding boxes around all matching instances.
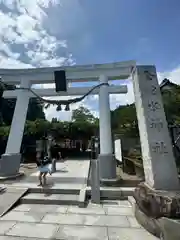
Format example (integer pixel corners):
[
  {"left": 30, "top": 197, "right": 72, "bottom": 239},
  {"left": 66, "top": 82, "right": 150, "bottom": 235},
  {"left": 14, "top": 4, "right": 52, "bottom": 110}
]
[
  {"left": 0, "top": 80, "right": 180, "bottom": 142},
  {"left": 1, "top": 80, "right": 180, "bottom": 168},
  {"left": 0, "top": 97, "right": 45, "bottom": 126},
  {"left": 72, "top": 106, "right": 97, "bottom": 123}
]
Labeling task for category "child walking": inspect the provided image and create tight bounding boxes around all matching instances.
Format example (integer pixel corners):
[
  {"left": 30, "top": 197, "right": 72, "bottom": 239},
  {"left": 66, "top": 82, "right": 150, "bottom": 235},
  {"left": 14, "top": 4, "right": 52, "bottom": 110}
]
[{"left": 36, "top": 151, "right": 51, "bottom": 186}]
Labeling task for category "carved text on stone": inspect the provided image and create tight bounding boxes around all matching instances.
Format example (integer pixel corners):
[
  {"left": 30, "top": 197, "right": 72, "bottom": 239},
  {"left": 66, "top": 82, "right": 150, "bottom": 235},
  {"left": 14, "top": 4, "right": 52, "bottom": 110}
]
[
  {"left": 148, "top": 100, "right": 161, "bottom": 112},
  {"left": 151, "top": 141, "right": 168, "bottom": 154},
  {"left": 144, "top": 70, "right": 156, "bottom": 81},
  {"left": 151, "top": 85, "right": 158, "bottom": 95},
  {"left": 149, "top": 118, "right": 163, "bottom": 131}
]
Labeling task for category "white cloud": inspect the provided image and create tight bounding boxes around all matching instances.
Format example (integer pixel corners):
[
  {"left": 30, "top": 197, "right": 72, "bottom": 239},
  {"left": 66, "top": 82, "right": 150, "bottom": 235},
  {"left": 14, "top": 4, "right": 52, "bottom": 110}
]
[
  {"left": 0, "top": 0, "right": 76, "bottom": 120},
  {"left": 0, "top": 0, "right": 93, "bottom": 122},
  {"left": 158, "top": 65, "right": 180, "bottom": 85},
  {"left": 0, "top": 55, "right": 33, "bottom": 68},
  {"left": 0, "top": 0, "right": 73, "bottom": 68},
  {"left": 1, "top": 1, "right": 180, "bottom": 122}
]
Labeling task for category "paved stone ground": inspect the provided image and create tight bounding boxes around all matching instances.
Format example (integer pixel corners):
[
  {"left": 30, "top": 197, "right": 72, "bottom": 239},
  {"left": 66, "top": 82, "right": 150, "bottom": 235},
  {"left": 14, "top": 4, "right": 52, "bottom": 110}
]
[
  {"left": 0, "top": 160, "right": 159, "bottom": 239},
  {"left": 6, "top": 160, "right": 90, "bottom": 190},
  {"left": 0, "top": 200, "right": 158, "bottom": 239}
]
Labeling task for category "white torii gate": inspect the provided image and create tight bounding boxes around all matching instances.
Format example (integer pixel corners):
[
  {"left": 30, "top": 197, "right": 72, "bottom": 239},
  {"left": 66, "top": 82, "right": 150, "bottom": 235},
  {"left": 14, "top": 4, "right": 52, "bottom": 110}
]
[
  {"left": 1, "top": 61, "right": 179, "bottom": 192},
  {"left": 0, "top": 60, "right": 135, "bottom": 180}
]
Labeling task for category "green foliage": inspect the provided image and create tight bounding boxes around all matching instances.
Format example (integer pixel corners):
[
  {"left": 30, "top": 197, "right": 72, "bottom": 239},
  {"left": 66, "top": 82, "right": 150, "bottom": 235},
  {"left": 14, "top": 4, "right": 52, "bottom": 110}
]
[
  {"left": 0, "top": 97, "right": 45, "bottom": 127},
  {"left": 161, "top": 85, "right": 180, "bottom": 124},
  {"left": 27, "top": 98, "right": 45, "bottom": 121},
  {"left": 24, "top": 119, "right": 51, "bottom": 137},
  {"left": 21, "top": 118, "right": 97, "bottom": 140},
  {"left": 72, "top": 106, "right": 96, "bottom": 123},
  {"left": 1, "top": 99, "right": 16, "bottom": 126},
  {"left": 1, "top": 82, "right": 180, "bottom": 141},
  {"left": 111, "top": 104, "right": 138, "bottom": 137},
  {"left": 110, "top": 82, "right": 180, "bottom": 137},
  {"left": 0, "top": 125, "right": 10, "bottom": 137}
]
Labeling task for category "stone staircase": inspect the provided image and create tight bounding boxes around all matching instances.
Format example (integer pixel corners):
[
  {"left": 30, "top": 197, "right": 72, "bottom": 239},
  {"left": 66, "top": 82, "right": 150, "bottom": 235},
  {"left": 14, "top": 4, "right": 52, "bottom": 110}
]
[
  {"left": 21, "top": 192, "right": 80, "bottom": 205},
  {"left": 20, "top": 186, "right": 86, "bottom": 206},
  {"left": 20, "top": 185, "right": 135, "bottom": 207}
]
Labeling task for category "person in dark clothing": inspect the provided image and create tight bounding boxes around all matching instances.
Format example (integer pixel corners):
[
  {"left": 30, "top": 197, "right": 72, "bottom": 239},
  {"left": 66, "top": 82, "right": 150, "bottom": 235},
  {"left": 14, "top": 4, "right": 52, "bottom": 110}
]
[
  {"left": 36, "top": 151, "right": 51, "bottom": 186},
  {"left": 50, "top": 142, "right": 61, "bottom": 160},
  {"left": 50, "top": 141, "right": 62, "bottom": 173}
]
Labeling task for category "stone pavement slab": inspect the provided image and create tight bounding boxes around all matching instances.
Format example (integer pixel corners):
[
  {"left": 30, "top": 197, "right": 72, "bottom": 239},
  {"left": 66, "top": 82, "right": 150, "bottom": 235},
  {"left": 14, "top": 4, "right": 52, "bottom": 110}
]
[
  {"left": 5, "top": 222, "right": 58, "bottom": 239},
  {"left": 13, "top": 203, "right": 68, "bottom": 214},
  {"left": 0, "top": 221, "right": 16, "bottom": 235},
  {"left": 42, "top": 212, "right": 85, "bottom": 225},
  {"left": 0, "top": 201, "right": 159, "bottom": 240},
  {"left": 1, "top": 211, "right": 44, "bottom": 222},
  {"left": 83, "top": 214, "right": 130, "bottom": 227},
  {"left": 102, "top": 200, "right": 132, "bottom": 207},
  {"left": 55, "top": 225, "right": 108, "bottom": 240},
  {"left": 108, "top": 227, "right": 159, "bottom": 240},
  {"left": 0, "top": 237, "right": 26, "bottom": 240},
  {"left": 104, "top": 206, "right": 133, "bottom": 216},
  {"left": 127, "top": 216, "right": 142, "bottom": 228},
  {"left": 41, "top": 212, "right": 130, "bottom": 228},
  {"left": 67, "top": 204, "right": 106, "bottom": 215},
  {"left": 13, "top": 204, "right": 31, "bottom": 212}
]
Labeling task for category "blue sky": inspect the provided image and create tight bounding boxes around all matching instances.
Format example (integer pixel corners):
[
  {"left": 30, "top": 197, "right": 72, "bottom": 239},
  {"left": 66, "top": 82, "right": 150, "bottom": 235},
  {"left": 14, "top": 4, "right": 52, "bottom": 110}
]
[
  {"left": 0, "top": 0, "right": 180, "bottom": 120},
  {"left": 69, "top": 0, "right": 180, "bottom": 72}
]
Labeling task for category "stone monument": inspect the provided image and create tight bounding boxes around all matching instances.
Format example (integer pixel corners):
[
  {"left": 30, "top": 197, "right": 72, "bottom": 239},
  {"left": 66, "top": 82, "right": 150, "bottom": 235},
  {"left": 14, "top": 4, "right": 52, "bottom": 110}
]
[{"left": 132, "top": 66, "right": 180, "bottom": 237}]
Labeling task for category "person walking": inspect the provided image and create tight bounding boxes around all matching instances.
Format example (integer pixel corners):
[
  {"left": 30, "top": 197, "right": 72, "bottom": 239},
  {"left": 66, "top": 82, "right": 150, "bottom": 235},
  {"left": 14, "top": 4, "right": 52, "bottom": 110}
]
[{"left": 36, "top": 151, "right": 51, "bottom": 186}]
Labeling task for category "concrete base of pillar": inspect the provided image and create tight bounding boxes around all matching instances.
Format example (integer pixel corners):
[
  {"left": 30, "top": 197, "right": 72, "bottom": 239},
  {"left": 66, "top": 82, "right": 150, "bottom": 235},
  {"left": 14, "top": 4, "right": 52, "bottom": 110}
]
[
  {"left": 0, "top": 172, "right": 24, "bottom": 180},
  {"left": 0, "top": 153, "right": 21, "bottom": 177},
  {"left": 99, "top": 153, "right": 116, "bottom": 180}
]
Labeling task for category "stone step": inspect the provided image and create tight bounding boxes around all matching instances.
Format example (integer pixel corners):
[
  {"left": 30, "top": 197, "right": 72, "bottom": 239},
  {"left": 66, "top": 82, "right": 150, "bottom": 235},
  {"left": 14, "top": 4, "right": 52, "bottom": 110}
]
[
  {"left": 28, "top": 186, "right": 80, "bottom": 195},
  {"left": 86, "top": 187, "right": 134, "bottom": 200},
  {"left": 21, "top": 193, "right": 79, "bottom": 205},
  {"left": 11, "top": 183, "right": 82, "bottom": 195}
]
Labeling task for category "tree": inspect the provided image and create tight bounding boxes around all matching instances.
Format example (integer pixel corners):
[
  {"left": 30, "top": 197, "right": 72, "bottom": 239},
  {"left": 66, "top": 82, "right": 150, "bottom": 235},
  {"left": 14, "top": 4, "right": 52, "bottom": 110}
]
[
  {"left": 111, "top": 104, "right": 139, "bottom": 137},
  {"left": 24, "top": 119, "right": 51, "bottom": 138},
  {"left": 1, "top": 98, "right": 16, "bottom": 126},
  {"left": 72, "top": 106, "right": 96, "bottom": 123},
  {"left": 0, "top": 97, "right": 45, "bottom": 126},
  {"left": 161, "top": 85, "right": 180, "bottom": 125},
  {"left": 27, "top": 98, "right": 45, "bottom": 121}
]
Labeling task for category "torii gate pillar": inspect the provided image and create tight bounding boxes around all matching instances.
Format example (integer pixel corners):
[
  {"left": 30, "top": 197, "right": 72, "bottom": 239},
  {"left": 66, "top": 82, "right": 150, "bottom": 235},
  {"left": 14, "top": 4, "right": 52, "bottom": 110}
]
[
  {"left": 0, "top": 80, "right": 30, "bottom": 178},
  {"left": 99, "top": 75, "right": 116, "bottom": 180}
]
